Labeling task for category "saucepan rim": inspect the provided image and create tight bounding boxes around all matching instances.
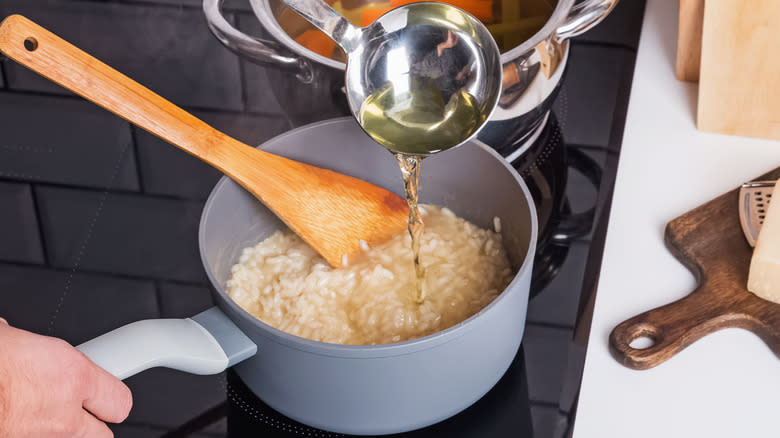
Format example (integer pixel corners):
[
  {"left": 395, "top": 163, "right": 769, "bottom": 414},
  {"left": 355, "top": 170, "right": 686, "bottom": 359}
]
[{"left": 198, "top": 117, "right": 538, "bottom": 358}]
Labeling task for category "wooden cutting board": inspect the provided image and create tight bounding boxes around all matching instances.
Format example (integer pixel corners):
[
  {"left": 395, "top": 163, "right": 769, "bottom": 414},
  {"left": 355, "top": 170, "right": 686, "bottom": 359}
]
[{"left": 609, "top": 167, "right": 780, "bottom": 370}]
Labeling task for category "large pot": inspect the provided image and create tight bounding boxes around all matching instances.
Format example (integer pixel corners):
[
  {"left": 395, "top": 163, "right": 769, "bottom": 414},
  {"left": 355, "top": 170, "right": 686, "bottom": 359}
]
[
  {"left": 203, "top": 0, "right": 618, "bottom": 148},
  {"left": 75, "top": 118, "right": 538, "bottom": 435}
]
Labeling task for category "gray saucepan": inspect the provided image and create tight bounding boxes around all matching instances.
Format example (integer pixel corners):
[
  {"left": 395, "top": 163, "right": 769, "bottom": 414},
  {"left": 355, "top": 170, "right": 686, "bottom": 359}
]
[{"left": 75, "top": 117, "right": 538, "bottom": 435}]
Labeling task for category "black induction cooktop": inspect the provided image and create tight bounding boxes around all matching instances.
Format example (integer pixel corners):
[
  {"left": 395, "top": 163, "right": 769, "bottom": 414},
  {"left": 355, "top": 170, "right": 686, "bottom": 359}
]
[{"left": 225, "top": 349, "right": 533, "bottom": 438}]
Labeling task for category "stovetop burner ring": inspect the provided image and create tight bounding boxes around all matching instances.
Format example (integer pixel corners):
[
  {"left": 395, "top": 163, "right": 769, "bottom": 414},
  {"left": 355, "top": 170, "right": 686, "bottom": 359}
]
[
  {"left": 225, "top": 373, "right": 345, "bottom": 437},
  {"left": 515, "top": 122, "right": 562, "bottom": 181}
]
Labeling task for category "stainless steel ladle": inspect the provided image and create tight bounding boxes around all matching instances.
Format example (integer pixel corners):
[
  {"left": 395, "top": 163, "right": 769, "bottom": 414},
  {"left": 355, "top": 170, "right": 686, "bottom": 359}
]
[{"left": 281, "top": 0, "right": 502, "bottom": 155}]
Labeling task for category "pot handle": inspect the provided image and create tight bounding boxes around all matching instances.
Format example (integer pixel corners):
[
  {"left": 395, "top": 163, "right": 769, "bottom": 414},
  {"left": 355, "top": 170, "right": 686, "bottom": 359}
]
[
  {"left": 76, "top": 307, "right": 257, "bottom": 380},
  {"left": 555, "top": 0, "right": 619, "bottom": 41},
  {"left": 203, "top": 0, "right": 313, "bottom": 82}
]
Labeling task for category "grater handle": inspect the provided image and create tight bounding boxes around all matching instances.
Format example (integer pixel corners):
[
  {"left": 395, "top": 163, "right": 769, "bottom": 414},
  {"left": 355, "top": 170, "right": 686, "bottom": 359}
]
[{"left": 739, "top": 181, "right": 776, "bottom": 247}]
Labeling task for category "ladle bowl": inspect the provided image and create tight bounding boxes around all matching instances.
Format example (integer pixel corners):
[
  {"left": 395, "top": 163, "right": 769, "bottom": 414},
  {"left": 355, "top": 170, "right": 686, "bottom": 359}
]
[{"left": 282, "top": 0, "right": 503, "bottom": 154}]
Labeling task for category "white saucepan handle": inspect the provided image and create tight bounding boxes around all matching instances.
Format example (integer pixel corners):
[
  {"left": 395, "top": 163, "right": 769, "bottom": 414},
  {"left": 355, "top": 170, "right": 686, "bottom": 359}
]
[{"left": 76, "top": 307, "right": 256, "bottom": 380}]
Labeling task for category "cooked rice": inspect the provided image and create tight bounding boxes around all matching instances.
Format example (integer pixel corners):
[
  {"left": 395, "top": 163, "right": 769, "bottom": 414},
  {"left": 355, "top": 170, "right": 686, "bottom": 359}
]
[{"left": 226, "top": 205, "right": 513, "bottom": 345}]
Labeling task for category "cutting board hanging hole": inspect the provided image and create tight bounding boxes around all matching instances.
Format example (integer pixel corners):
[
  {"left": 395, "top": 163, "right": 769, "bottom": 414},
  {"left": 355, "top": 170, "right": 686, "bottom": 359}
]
[
  {"left": 629, "top": 336, "right": 655, "bottom": 350},
  {"left": 620, "top": 322, "right": 660, "bottom": 351}
]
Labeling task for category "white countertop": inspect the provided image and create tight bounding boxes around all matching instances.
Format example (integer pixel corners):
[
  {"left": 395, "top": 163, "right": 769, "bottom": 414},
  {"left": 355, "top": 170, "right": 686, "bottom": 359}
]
[{"left": 572, "top": 1, "right": 780, "bottom": 437}]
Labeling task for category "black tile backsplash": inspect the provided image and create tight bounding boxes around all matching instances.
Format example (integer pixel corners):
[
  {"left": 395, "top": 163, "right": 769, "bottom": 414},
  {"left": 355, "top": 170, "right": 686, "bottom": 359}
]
[
  {"left": 234, "top": 12, "right": 291, "bottom": 116},
  {"left": 0, "top": 263, "right": 158, "bottom": 344},
  {"left": 0, "top": 182, "right": 45, "bottom": 264},
  {"left": 134, "top": 110, "right": 289, "bottom": 200},
  {"left": 128, "top": 0, "right": 254, "bottom": 13},
  {"left": 159, "top": 282, "right": 215, "bottom": 318},
  {"left": 134, "top": 129, "right": 223, "bottom": 201},
  {"left": 35, "top": 185, "right": 207, "bottom": 283},
  {"left": 235, "top": 12, "right": 351, "bottom": 124},
  {"left": 0, "top": 92, "right": 140, "bottom": 191},
  {"left": 0, "top": 0, "right": 244, "bottom": 111}
]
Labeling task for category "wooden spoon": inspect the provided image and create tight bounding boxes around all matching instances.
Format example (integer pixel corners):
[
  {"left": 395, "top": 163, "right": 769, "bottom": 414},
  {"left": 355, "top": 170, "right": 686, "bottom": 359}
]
[{"left": 0, "top": 15, "right": 408, "bottom": 267}]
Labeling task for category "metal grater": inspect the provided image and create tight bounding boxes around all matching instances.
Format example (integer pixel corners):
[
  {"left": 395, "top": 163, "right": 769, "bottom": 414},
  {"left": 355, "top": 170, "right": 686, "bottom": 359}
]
[{"left": 739, "top": 181, "right": 776, "bottom": 247}]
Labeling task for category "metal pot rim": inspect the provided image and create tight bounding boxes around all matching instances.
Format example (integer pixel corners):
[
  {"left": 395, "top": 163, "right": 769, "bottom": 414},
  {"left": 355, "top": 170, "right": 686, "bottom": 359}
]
[
  {"left": 198, "top": 117, "right": 538, "bottom": 359},
  {"left": 249, "top": 0, "right": 575, "bottom": 70}
]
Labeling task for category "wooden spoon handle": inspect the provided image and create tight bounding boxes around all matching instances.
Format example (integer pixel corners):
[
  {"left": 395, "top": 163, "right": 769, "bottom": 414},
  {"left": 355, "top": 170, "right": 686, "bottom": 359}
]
[
  {"left": 0, "top": 14, "right": 244, "bottom": 171},
  {"left": 609, "top": 286, "right": 740, "bottom": 370}
]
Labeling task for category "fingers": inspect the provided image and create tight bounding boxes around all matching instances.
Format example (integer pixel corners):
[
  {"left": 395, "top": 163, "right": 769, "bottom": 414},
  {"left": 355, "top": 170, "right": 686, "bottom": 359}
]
[
  {"left": 75, "top": 410, "right": 114, "bottom": 438},
  {"left": 81, "top": 360, "right": 133, "bottom": 423},
  {"left": 0, "top": 317, "right": 7, "bottom": 324}
]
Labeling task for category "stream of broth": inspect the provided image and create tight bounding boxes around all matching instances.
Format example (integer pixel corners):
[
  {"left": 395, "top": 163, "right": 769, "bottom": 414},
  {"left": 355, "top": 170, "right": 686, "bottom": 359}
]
[{"left": 394, "top": 153, "right": 426, "bottom": 302}]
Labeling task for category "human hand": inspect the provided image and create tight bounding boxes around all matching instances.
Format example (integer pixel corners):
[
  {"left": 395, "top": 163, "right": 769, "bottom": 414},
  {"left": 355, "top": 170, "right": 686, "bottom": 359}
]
[
  {"left": 0, "top": 319, "right": 132, "bottom": 438},
  {"left": 436, "top": 30, "right": 459, "bottom": 57}
]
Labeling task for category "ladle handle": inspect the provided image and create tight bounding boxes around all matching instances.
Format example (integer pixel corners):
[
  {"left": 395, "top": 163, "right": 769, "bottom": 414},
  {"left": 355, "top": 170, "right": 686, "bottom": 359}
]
[
  {"left": 0, "top": 14, "right": 248, "bottom": 174},
  {"left": 281, "top": 0, "right": 362, "bottom": 52}
]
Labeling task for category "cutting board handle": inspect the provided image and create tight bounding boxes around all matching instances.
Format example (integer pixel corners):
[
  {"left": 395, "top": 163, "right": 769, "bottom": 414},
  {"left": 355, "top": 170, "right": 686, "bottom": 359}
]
[{"left": 609, "top": 287, "right": 723, "bottom": 370}]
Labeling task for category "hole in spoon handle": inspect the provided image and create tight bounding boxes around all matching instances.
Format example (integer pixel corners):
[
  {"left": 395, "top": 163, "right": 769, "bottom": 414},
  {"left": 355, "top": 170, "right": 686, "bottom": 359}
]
[{"left": 23, "top": 36, "right": 37, "bottom": 51}]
